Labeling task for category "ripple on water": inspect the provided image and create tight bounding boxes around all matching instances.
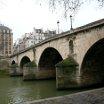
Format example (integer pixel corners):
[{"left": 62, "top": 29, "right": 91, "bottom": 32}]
[{"left": 7, "top": 87, "right": 35, "bottom": 104}]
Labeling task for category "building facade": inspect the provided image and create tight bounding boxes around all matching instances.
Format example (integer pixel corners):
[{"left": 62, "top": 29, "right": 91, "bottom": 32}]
[
  {"left": 13, "top": 28, "right": 56, "bottom": 54},
  {"left": 0, "top": 25, "right": 13, "bottom": 57}
]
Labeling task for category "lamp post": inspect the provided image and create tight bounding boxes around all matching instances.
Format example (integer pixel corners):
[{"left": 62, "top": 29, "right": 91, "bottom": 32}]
[
  {"left": 70, "top": 15, "right": 73, "bottom": 30},
  {"left": 57, "top": 20, "right": 60, "bottom": 34}
]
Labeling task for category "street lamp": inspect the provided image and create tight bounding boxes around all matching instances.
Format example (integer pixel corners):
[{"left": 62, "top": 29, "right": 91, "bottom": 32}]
[
  {"left": 57, "top": 20, "right": 60, "bottom": 34},
  {"left": 70, "top": 15, "right": 73, "bottom": 30}
]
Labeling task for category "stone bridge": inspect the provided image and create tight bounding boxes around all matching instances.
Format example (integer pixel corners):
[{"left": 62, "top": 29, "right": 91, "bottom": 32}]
[{"left": 10, "top": 18, "right": 104, "bottom": 88}]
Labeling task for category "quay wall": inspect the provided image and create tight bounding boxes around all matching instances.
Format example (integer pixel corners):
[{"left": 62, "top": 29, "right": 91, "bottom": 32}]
[{"left": 26, "top": 88, "right": 104, "bottom": 104}]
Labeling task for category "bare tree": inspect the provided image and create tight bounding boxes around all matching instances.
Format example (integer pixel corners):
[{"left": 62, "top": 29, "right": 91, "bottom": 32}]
[
  {"left": 49, "top": 0, "right": 84, "bottom": 17},
  {"left": 0, "top": 0, "right": 104, "bottom": 18},
  {"left": 0, "top": 0, "right": 104, "bottom": 13},
  {"left": 97, "top": 0, "right": 104, "bottom": 6},
  {"left": 48, "top": 0, "right": 104, "bottom": 18}
]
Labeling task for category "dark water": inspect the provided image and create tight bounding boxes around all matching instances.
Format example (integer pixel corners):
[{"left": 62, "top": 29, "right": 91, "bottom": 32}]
[{"left": 0, "top": 77, "right": 83, "bottom": 104}]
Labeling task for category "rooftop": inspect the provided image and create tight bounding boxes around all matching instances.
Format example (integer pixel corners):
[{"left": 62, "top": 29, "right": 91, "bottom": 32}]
[{"left": 0, "top": 25, "right": 11, "bottom": 30}]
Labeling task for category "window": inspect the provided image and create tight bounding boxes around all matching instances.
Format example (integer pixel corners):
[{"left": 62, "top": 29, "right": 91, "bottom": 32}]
[
  {"left": 5, "top": 51, "right": 8, "bottom": 54},
  {"left": 9, "top": 34, "right": 11, "bottom": 37},
  {"left": 2, "top": 51, "right": 4, "bottom": 54},
  {"left": 3, "top": 30, "right": 5, "bottom": 33},
  {"left": 9, "top": 51, "right": 11, "bottom": 54},
  {"left": 9, "top": 42, "right": 11, "bottom": 45},
  {"left": 9, "top": 46, "right": 11, "bottom": 49},
  {"left": 7, "top": 30, "right": 10, "bottom": 33}
]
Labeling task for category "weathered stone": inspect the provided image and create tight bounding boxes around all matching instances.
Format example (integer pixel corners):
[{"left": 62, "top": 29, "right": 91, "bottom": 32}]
[
  {"left": 56, "top": 57, "right": 79, "bottom": 89},
  {"left": 26, "top": 88, "right": 104, "bottom": 104},
  {"left": 35, "top": 69, "right": 56, "bottom": 79},
  {"left": 23, "top": 67, "right": 37, "bottom": 80},
  {"left": 9, "top": 67, "right": 22, "bottom": 76}
]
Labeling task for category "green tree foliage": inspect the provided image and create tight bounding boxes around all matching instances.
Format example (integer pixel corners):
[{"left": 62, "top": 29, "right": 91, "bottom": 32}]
[{"left": 56, "top": 56, "right": 78, "bottom": 67}]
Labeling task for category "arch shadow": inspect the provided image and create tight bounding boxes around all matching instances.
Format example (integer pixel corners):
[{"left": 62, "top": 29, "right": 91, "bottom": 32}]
[
  {"left": 80, "top": 38, "right": 104, "bottom": 86},
  {"left": 20, "top": 56, "right": 31, "bottom": 69},
  {"left": 38, "top": 47, "right": 63, "bottom": 70},
  {"left": 38, "top": 47, "right": 63, "bottom": 79}
]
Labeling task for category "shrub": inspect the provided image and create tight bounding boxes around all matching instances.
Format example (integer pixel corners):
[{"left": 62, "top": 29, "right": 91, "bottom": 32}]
[
  {"left": 24, "top": 61, "right": 37, "bottom": 68},
  {"left": 10, "top": 63, "right": 18, "bottom": 68},
  {"left": 56, "top": 56, "right": 78, "bottom": 67}
]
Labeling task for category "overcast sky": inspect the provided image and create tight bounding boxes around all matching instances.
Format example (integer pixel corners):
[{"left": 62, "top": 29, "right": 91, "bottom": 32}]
[{"left": 0, "top": 0, "right": 104, "bottom": 43}]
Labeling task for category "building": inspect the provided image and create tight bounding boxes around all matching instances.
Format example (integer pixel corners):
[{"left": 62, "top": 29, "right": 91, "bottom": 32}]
[
  {"left": 32, "top": 28, "right": 45, "bottom": 44},
  {"left": 13, "top": 28, "right": 56, "bottom": 53},
  {"left": 33, "top": 28, "right": 56, "bottom": 44},
  {"left": 0, "top": 24, "right": 13, "bottom": 57},
  {"left": 44, "top": 30, "right": 56, "bottom": 39},
  {"left": 13, "top": 33, "right": 34, "bottom": 53}
]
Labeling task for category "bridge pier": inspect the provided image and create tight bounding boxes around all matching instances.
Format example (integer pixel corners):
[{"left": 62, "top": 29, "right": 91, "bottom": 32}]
[
  {"left": 35, "top": 69, "right": 56, "bottom": 79},
  {"left": 23, "top": 67, "right": 56, "bottom": 80},
  {"left": 10, "top": 67, "right": 23, "bottom": 76},
  {"left": 23, "top": 67, "right": 36, "bottom": 80},
  {"left": 79, "top": 69, "right": 104, "bottom": 88},
  {"left": 55, "top": 57, "right": 80, "bottom": 89}
]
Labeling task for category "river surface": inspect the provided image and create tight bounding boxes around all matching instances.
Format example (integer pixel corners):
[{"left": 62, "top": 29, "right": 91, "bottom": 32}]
[{"left": 0, "top": 77, "right": 88, "bottom": 104}]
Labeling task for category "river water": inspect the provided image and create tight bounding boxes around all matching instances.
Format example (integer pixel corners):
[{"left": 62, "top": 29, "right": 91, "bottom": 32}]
[{"left": 0, "top": 77, "right": 86, "bottom": 104}]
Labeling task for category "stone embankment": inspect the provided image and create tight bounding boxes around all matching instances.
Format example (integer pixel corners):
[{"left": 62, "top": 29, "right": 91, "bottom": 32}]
[{"left": 26, "top": 87, "right": 104, "bottom": 104}]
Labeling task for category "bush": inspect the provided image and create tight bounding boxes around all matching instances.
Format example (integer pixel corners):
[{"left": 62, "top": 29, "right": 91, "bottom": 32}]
[
  {"left": 24, "top": 61, "right": 37, "bottom": 68},
  {"left": 56, "top": 56, "right": 78, "bottom": 67},
  {"left": 10, "top": 63, "right": 18, "bottom": 68}
]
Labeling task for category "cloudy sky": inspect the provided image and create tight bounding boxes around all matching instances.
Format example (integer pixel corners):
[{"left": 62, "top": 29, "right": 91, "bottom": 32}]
[{"left": 0, "top": 0, "right": 104, "bottom": 42}]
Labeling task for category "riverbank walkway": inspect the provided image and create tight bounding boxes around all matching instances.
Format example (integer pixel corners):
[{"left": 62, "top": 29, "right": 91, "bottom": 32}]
[{"left": 26, "top": 87, "right": 104, "bottom": 104}]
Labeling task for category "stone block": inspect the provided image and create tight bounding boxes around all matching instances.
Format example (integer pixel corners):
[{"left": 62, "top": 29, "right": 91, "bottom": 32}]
[
  {"left": 56, "top": 57, "right": 79, "bottom": 89},
  {"left": 23, "top": 67, "right": 37, "bottom": 80},
  {"left": 9, "top": 67, "right": 22, "bottom": 76},
  {"left": 35, "top": 69, "right": 56, "bottom": 79},
  {"left": 56, "top": 66, "right": 79, "bottom": 89}
]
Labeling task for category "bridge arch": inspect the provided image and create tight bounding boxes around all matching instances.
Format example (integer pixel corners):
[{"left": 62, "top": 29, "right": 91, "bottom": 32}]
[
  {"left": 38, "top": 47, "right": 63, "bottom": 70},
  {"left": 80, "top": 38, "right": 104, "bottom": 86},
  {"left": 20, "top": 56, "right": 31, "bottom": 69}
]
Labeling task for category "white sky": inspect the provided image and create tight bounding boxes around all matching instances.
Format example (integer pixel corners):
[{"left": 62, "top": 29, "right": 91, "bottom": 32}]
[{"left": 0, "top": 0, "right": 104, "bottom": 43}]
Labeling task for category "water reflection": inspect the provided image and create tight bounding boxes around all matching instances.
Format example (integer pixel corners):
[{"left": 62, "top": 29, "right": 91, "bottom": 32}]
[{"left": 0, "top": 77, "right": 80, "bottom": 104}]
